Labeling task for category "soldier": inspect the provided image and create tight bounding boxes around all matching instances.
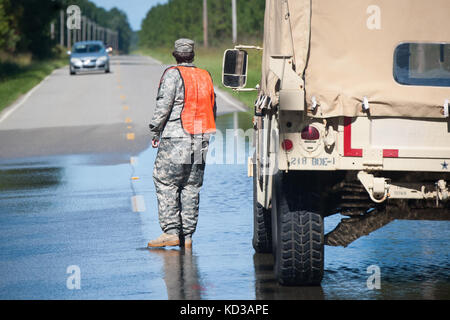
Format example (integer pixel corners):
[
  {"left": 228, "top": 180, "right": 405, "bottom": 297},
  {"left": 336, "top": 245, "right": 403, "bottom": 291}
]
[{"left": 147, "top": 38, "right": 216, "bottom": 249}]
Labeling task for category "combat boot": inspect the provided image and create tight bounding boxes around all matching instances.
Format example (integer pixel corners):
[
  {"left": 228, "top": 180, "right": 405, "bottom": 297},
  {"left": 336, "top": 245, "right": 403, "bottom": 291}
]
[{"left": 147, "top": 233, "right": 180, "bottom": 248}]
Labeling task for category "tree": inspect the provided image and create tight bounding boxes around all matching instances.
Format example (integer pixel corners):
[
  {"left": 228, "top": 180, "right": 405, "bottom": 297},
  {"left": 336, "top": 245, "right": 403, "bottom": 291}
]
[
  {"left": 0, "top": 0, "right": 133, "bottom": 57},
  {"left": 61, "top": 0, "right": 132, "bottom": 53},
  {"left": 139, "top": 0, "right": 265, "bottom": 49},
  {"left": 0, "top": 0, "right": 20, "bottom": 52}
]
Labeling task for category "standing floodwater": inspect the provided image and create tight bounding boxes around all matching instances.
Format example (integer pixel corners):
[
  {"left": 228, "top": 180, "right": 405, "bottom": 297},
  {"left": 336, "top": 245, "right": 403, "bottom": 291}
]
[{"left": 0, "top": 109, "right": 449, "bottom": 299}]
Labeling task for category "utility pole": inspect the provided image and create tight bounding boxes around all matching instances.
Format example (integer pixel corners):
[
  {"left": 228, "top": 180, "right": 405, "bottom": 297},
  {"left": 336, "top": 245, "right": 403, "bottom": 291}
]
[
  {"left": 67, "top": 26, "right": 71, "bottom": 50},
  {"left": 82, "top": 16, "right": 87, "bottom": 41},
  {"left": 231, "top": 0, "right": 237, "bottom": 44},
  {"left": 60, "top": 10, "right": 64, "bottom": 46},
  {"left": 203, "top": 0, "right": 208, "bottom": 48},
  {"left": 87, "top": 18, "right": 90, "bottom": 41},
  {"left": 50, "top": 22, "right": 55, "bottom": 40}
]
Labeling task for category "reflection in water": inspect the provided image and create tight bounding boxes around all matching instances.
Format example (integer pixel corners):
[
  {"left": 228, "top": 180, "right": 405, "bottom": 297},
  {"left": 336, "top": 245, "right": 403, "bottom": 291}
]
[
  {"left": 253, "top": 253, "right": 325, "bottom": 300},
  {"left": 326, "top": 209, "right": 450, "bottom": 248},
  {"left": 148, "top": 248, "right": 202, "bottom": 300},
  {"left": 0, "top": 167, "right": 63, "bottom": 191},
  {"left": 216, "top": 112, "right": 253, "bottom": 132}
]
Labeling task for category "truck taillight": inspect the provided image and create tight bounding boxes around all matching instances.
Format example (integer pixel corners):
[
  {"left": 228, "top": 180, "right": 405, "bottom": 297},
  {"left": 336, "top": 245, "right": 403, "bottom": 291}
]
[
  {"left": 281, "top": 139, "right": 293, "bottom": 152},
  {"left": 301, "top": 126, "right": 320, "bottom": 140}
]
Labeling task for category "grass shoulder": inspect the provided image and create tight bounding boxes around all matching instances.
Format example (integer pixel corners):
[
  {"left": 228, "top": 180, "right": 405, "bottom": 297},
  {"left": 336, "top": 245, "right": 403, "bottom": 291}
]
[{"left": 0, "top": 50, "right": 68, "bottom": 113}]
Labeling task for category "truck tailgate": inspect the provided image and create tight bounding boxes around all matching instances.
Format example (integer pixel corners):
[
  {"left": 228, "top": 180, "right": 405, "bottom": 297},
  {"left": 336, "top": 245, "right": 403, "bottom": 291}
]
[{"left": 370, "top": 118, "right": 450, "bottom": 159}]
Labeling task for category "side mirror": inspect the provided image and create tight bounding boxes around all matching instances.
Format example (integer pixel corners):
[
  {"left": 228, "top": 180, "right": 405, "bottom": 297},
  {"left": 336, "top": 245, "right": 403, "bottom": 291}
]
[{"left": 222, "top": 49, "right": 248, "bottom": 89}]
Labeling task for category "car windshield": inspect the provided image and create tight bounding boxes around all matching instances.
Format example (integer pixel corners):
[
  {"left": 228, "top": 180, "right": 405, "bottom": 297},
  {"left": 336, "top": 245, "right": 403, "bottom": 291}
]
[{"left": 73, "top": 44, "right": 103, "bottom": 54}]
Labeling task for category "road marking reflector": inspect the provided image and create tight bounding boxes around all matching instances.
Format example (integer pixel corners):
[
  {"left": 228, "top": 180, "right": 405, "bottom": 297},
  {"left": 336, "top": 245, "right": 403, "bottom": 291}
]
[
  {"left": 131, "top": 195, "right": 146, "bottom": 213},
  {"left": 127, "top": 133, "right": 135, "bottom": 140},
  {"left": 131, "top": 176, "right": 140, "bottom": 180},
  {"left": 120, "top": 95, "right": 126, "bottom": 100},
  {"left": 125, "top": 117, "right": 132, "bottom": 123},
  {"left": 123, "top": 105, "right": 129, "bottom": 110},
  {"left": 127, "top": 126, "right": 132, "bottom": 129}
]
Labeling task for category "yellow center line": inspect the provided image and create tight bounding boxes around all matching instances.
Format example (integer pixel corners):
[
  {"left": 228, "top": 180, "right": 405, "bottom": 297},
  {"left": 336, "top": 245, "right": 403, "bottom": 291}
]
[{"left": 131, "top": 195, "right": 146, "bottom": 213}]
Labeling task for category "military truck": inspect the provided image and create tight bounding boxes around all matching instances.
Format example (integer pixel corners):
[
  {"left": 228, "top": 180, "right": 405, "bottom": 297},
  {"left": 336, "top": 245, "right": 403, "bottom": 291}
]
[{"left": 222, "top": 0, "right": 450, "bottom": 286}]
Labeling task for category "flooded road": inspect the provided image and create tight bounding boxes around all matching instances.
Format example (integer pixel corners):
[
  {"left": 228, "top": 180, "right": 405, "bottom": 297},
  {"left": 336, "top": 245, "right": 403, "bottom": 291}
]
[{"left": 0, "top": 113, "right": 449, "bottom": 300}]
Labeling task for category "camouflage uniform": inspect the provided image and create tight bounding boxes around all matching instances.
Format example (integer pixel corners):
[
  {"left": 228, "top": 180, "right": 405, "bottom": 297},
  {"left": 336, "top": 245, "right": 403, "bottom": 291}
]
[{"left": 149, "top": 61, "right": 216, "bottom": 239}]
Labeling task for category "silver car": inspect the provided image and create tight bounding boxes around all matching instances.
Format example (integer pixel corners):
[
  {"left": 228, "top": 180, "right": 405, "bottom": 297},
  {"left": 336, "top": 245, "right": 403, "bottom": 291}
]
[{"left": 69, "top": 41, "right": 111, "bottom": 75}]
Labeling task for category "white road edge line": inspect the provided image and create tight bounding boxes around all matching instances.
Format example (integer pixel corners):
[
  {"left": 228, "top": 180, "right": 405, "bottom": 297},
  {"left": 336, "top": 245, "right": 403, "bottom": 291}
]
[
  {"left": 0, "top": 74, "right": 52, "bottom": 124},
  {"left": 143, "top": 55, "right": 162, "bottom": 65},
  {"left": 214, "top": 87, "right": 248, "bottom": 112}
]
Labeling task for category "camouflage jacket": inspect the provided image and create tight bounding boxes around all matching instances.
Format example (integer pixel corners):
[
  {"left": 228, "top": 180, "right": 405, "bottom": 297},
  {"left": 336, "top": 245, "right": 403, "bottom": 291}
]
[{"left": 149, "top": 62, "right": 217, "bottom": 140}]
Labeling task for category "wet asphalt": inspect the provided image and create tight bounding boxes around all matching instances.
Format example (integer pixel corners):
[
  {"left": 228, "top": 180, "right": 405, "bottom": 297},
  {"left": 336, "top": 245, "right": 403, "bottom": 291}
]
[{"left": 0, "top": 56, "right": 449, "bottom": 300}]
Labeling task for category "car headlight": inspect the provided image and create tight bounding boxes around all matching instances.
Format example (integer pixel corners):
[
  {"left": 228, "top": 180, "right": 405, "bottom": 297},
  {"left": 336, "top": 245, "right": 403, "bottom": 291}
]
[{"left": 70, "top": 58, "right": 81, "bottom": 64}]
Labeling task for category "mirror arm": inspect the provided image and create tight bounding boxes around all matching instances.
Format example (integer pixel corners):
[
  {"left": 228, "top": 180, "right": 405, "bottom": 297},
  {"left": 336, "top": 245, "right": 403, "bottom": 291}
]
[
  {"left": 233, "top": 87, "right": 259, "bottom": 92},
  {"left": 234, "top": 45, "right": 263, "bottom": 51}
]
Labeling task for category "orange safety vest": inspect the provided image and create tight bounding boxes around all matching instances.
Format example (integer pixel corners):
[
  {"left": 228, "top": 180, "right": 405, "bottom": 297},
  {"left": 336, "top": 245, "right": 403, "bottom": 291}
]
[{"left": 166, "top": 66, "right": 216, "bottom": 135}]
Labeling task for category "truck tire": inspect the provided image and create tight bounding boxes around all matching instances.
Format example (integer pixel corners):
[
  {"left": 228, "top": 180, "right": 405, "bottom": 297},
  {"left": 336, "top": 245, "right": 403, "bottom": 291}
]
[
  {"left": 272, "top": 172, "right": 324, "bottom": 286},
  {"left": 252, "top": 164, "right": 272, "bottom": 253}
]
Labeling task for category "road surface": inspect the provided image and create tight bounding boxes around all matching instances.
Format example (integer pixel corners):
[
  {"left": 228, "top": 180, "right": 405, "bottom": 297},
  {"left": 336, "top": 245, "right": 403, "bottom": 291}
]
[{"left": 0, "top": 55, "right": 449, "bottom": 300}]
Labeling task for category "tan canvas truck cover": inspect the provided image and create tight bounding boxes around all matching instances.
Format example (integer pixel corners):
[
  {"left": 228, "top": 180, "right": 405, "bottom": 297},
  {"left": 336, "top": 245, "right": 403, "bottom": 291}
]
[{"left": 261, "top": 0, "right": 450, "bottom": 119}]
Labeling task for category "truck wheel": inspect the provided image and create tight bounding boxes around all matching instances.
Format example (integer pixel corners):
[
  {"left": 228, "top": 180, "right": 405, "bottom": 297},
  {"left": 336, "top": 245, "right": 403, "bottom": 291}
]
[
  {"left": 272, "top": 172, "right": 324, "bottom": 286},
  {"left": 252, "top": 164, "right": 272, "bottom": 253}
]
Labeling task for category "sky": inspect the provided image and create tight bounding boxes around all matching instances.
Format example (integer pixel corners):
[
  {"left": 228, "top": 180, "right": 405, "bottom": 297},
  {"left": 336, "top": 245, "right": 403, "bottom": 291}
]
[{"left": 91, "top": 0, "right": 167, "bottom": 31}]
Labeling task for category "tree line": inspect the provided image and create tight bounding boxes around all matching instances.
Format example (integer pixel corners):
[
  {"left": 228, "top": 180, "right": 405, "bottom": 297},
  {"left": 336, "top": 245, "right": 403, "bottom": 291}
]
[
  {"left": 0, "top": 0, "right": 132, "bottom": 59},
  {"left": 139, "top": 0, "right": 265, "bottom": 48}
]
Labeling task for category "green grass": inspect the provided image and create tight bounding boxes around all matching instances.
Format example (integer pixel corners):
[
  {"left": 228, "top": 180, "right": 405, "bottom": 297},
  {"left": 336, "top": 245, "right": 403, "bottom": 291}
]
[
  {"left": 135, "top": 46, "right": 262, "bottom": 111},
  {"left": 0, "top": 55, "right": 67, "bottom": 113}
]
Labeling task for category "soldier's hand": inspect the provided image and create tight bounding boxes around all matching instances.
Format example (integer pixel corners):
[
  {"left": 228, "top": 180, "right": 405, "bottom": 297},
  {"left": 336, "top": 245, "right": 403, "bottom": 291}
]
[{"left": 152, "top": 139, "right": 160, "bottom": 148}]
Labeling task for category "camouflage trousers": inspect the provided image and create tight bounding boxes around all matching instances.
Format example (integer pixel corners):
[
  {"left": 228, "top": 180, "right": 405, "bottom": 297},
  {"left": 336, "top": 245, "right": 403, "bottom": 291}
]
[{"left": 153, "top": 136, "right": 209, "bottom": 238}]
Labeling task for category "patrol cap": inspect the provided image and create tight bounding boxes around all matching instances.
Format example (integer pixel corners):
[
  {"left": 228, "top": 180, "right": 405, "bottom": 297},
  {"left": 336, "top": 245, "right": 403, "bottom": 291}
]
[{"left": 174, "top": 38, "right": 195, "bottom": 53}]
